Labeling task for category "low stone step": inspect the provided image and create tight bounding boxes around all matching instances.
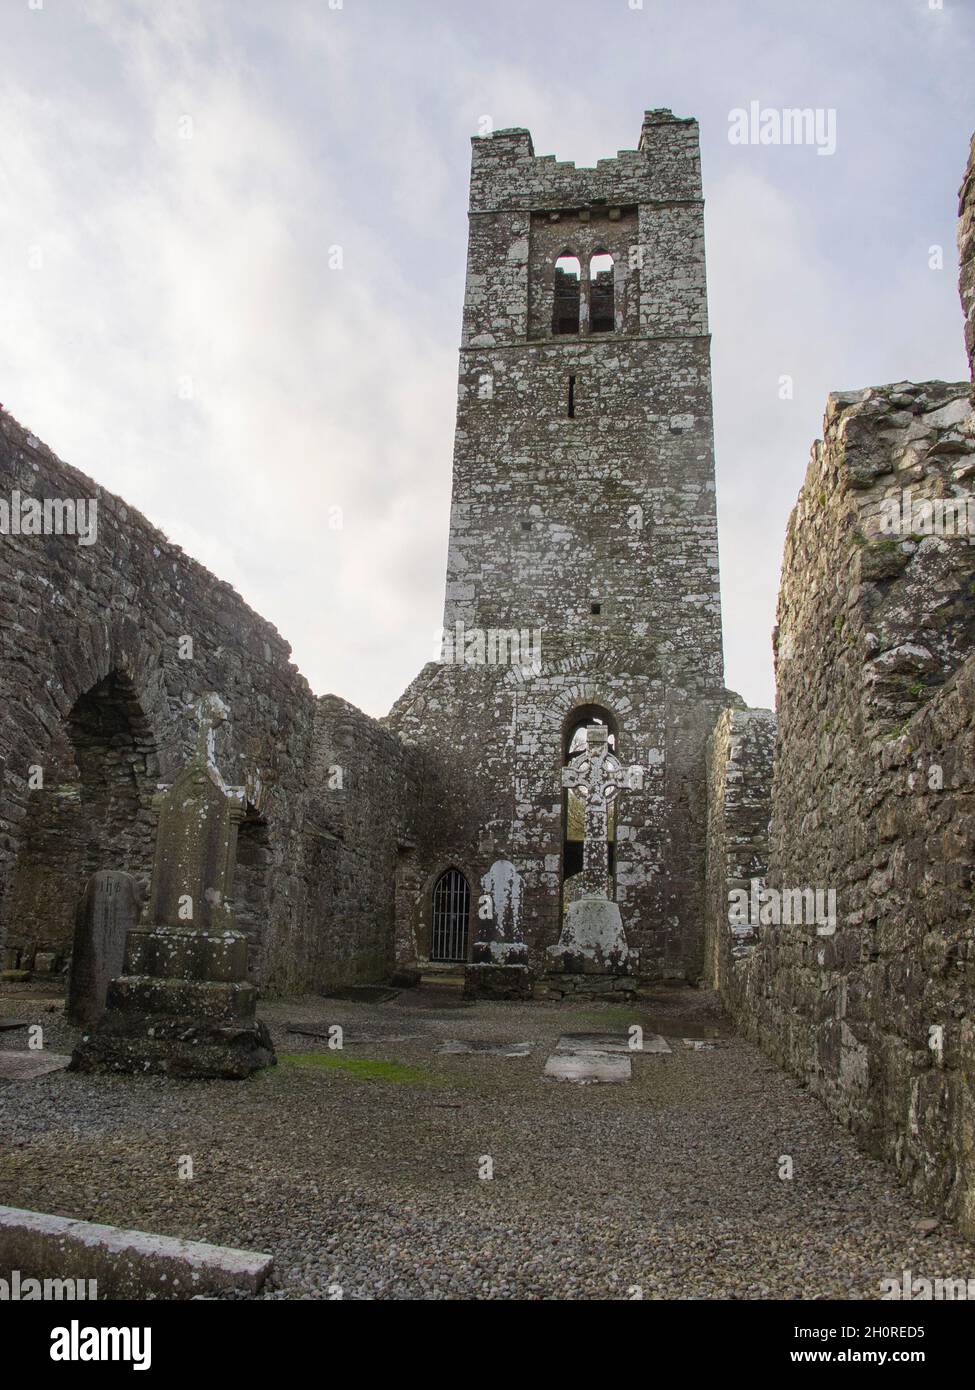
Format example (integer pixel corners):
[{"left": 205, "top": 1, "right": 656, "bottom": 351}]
[{"left": 0, "top": 1205, "right": 273, "bottom": 1298}]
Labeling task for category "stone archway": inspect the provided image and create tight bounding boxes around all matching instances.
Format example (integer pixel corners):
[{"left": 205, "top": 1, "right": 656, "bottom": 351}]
[
  {"left": 6, "top": 669, "right": 158, "bottom": 970},
  {"left": 430, "top": 867, "right": 472, "bottom": 963}
]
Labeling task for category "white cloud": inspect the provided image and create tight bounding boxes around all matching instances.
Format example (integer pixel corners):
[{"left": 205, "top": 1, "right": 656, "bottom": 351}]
[{"left": 1, "top": 0, "right": 972, "bottom": 719}]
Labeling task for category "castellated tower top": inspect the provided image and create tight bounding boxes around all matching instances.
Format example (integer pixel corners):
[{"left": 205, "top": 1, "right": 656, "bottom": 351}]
[
  {"left": 462, "top": 108, "right": 709, "bottom": 351},
  {"left": 468, "top": 109, "right": 703, "bottom": 215}
]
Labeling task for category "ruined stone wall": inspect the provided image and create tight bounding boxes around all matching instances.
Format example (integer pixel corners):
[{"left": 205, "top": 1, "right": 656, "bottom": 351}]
[
  {"left": 959, "top": 134, "right": 975, "bottom": 391},
  {"left": 271, "top": 695, "right": 423, "bottom": 995},
  {"left": 0, "top": 410, "right": 314, "bottom": 974},
  {"left": 729, "top": 380, "right": 975, "bottom": 1238},
  {"left": 704, "top": 706, "right": 775, "bottom": 999},
  {"left": 388, "top": 661, "right": 728, "bottom": 980},
  {"left": 0, "top": 411, "right": 416, "bottom": 995}
]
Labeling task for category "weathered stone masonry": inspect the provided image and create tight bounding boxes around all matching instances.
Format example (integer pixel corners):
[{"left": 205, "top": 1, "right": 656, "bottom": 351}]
[
  {"left": 704, "top": 707, "right": 775, "bottom": 1001},
  {"left": 0, "top": 413, "right": 420, "bottom": 994},
  {"left": 387, "top": 111, "right": 735, "bottom": 981},
  {"left": 709, "top": 137, "right": 975, "bottom": 1240},
  {"left": 960, "top": 133, "right": 975, "bottom": 403}
]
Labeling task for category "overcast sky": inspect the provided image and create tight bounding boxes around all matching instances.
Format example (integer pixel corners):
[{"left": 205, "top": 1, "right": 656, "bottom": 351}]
[{"left": 1, "top": 0, "right": 973, "bottom": 716}]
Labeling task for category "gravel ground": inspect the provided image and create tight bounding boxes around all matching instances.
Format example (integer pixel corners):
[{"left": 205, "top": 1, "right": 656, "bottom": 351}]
[{"left": 1, "top": 979, "right": 972, "bottom": 1300}]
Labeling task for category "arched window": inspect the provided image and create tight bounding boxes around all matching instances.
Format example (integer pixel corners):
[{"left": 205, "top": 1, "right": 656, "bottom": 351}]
[
  {"left": 589, "top": 251, "right": 615, "bottom": 333},
  {"left": 552, "top": 253, "right": 581, "bottom": 335},
  {"left": 431, "top": 868, "right": 471, "bottom": 961}
]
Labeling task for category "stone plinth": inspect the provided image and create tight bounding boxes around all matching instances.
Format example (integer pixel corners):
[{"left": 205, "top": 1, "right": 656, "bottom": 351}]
[
  {"left": 71, "top": 925, "right": 274, "bottom": 1079},
  {"left": 464, "top": 961, "right": 534, "bottom": 1000},
  {"left": 71, "top": 696, "right": 276, "bottom": 1080},
  {"left": 544, "top": 973, "right": 637, "bottom": 1002},
  {"left": 545, "top": 896, "right": 639, "bottom": 1000}
]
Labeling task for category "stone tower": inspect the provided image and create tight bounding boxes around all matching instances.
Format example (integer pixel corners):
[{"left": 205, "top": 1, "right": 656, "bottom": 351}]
[
  {"left": 443, "top": 109, "right": 722, "bottom": 685},
  {"left": 387, "top": 110, "right": 732, "bottom": 983}
]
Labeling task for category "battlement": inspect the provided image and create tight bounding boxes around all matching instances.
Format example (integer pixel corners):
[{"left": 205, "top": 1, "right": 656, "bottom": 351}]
[{"left": 470, "top": 108, "right": 702, "bottom": 214}]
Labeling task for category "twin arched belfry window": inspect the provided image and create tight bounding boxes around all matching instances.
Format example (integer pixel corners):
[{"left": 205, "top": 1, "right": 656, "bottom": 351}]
[{"left": 552, "top": 252, "right": 615, "bottom": 336}]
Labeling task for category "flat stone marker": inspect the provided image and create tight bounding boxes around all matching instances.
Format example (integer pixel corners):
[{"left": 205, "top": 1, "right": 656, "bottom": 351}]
[
  {"left": 0, "top": 1205, "right": 273, "bottom": 1299},
  {"left": 543, "top": 1053, "right": 631, "bottom": 1084},
  {"left": 556, "top": 1032, "right": 670, "bottom": 1055},
  {"left": 438, "top": 1040, "right": 532, "bottom": 1056},
  {"left": 0, "top": 1051, "right": 71, "bottom": 1082},
  {"left": 683, "top": 1039, "right": 716, "bottom": 1051},
  {"left": 0, "top": 1019, "right": 29, "bottom": 1033}
]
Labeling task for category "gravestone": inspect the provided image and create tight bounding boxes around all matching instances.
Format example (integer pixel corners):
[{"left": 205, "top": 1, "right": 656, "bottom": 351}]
[
  {"left": 71, "top": 694, "right": 275, "bottom": 1080},
  {"left": 543, "top": 1053, "right": 631, "bottom": 1084},
  {"left": 66, "top": 871, "right": 144, "bottom": 1026},
  {"left": 464, "top": 859, "right": 534, "bottom": 999},
  {"left": 546, "top": 725, "right": 639, "bottom": 999}
]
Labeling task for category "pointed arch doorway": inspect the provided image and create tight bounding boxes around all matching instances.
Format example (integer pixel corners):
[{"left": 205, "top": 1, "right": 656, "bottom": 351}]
[{"left": 431, "top": 868, "right": 471, "bottom": 962}]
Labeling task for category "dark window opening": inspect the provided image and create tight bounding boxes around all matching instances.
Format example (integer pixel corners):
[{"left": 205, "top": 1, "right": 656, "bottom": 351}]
[
  {"left": 552, "top": 254, "right": 581, "bottom": 334},
  {"left": 590, "top": 602, "right": 601, "bottom": 615},
  {"left": 589, "top": 251, "right": 615, "bottom": 333},
  {"left": 521, "top": 519, "right": 532, "bottom": 531},
  {"left": 568, "top": 374, "right": 576, "bottom": 418}
]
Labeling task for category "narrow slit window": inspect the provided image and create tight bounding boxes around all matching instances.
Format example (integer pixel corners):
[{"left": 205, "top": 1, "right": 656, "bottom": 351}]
[
  {"left": 568, "top": 374, "right": 576, "bottom": 418},
  {"left": 589, "top": 251, "right": 615, "bottom": 333},
  {"left": 553, "top": 254, "right": 581, "bottom": 334}
]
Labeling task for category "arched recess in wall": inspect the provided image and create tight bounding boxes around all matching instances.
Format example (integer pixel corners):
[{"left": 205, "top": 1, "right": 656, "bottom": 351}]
[
  {"left": 561, "top": 704, "right": 619, "bottom": 913},
  {"left": 430, "top": 866, "right": 472, "bottom": 962},
  {"left": 6, "top": 669, "right": 159, "bottom": 967},
  {"left": 589, "top": 251, "right": 615, "bottom": 333},
  {"left": 552, "top": 253, "right": 581, "bottom": 335}
]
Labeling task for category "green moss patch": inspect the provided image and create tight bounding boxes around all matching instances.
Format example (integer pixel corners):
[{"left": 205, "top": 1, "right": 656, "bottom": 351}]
[{"left": 278, "top": 1052, "right": 443, "bottom": 1086}]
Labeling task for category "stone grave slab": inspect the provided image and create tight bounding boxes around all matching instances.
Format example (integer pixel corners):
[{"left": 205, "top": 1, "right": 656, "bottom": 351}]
[
  {"left": 437, "top": 1040, "right": 532, "bottom": 1056},
  {"left": 0, "top": 1052, "right": 71, "bottom": 1082},
  {"left": 0, "top": 1020, "right": 29, "bottom": 1033},
  {"left": 683, "top": 1039, "right": 716, "bottom": 1051},
  {"left": 556, "top": 1032, "right": 631, "bottom": 1054},
  {"left": 543, "top": 1053, "right": 631, "bottom": 1084}
]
